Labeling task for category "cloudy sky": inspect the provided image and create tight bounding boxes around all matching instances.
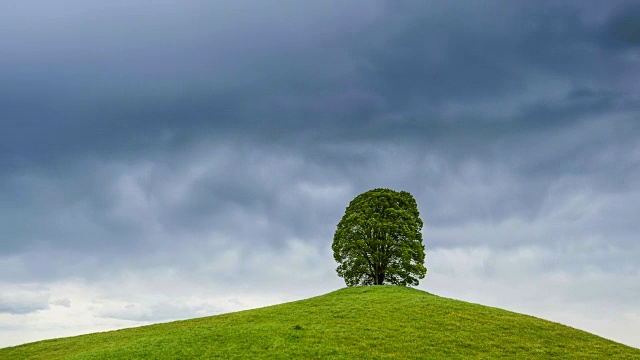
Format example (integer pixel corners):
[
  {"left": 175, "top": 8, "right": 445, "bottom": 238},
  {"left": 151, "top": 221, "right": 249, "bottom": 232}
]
[{"left": 2, "top": 0, "right": 640, "bottom": 349}]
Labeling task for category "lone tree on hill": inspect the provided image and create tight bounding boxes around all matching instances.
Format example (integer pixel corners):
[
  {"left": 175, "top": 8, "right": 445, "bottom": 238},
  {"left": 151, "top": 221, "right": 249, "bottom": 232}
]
[{"left": 332, "top": 188, "right": 426, "bottom": 286}]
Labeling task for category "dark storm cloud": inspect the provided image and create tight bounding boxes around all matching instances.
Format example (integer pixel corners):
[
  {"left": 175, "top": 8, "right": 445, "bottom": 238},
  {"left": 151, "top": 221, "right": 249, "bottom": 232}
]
[
  {"left": 350, "top": 1, "right": 638, "bottom": 128},
  {"left": 0, "top": 0, "right": 637, "bottom": 296},
  {"left": 2, "top": 0, "right": 637, "bottom": 173},
  {"left": 602, "top": 2, "right": 640, "bottom": 48},
  {"left": 0, "top": 0, "right": 381, "bottom": 169}
]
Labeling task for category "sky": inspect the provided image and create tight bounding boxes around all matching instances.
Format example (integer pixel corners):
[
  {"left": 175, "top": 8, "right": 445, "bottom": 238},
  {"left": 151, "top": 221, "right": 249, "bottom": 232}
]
[{"left": 1, "top": 0, "right": 639, "bottom": 349}]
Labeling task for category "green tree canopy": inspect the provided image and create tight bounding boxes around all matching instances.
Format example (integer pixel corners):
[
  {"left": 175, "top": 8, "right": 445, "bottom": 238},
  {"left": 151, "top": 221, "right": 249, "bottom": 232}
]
[{"left": 332, "top": 188, "right": 426, "bottom": 286}]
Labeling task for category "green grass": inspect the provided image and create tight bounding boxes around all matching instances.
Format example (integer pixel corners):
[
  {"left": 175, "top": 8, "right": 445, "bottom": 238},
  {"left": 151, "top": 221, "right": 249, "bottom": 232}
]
[{"left": 1, "top": 286, "right": 639, "bottom": 359}]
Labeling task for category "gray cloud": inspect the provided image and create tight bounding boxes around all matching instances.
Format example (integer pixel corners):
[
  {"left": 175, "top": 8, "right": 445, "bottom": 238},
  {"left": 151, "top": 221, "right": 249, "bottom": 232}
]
[
  {"left": 0, "top": 289, "right": 49, "bottom": 315},
  {"left": 602, "top": 2, "right": 640, "bottom": 48},
  {"left": 2, "top": 0, "right": 638, "bottom": 181},
  {"left": 51, "top": 298, "right": 71, "bottom": 308}
]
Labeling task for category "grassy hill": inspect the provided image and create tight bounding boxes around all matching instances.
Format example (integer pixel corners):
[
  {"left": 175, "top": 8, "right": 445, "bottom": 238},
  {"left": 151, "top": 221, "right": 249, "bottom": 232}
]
[{"left": 1, "top": 286, "right": 639, "bottom": 359}]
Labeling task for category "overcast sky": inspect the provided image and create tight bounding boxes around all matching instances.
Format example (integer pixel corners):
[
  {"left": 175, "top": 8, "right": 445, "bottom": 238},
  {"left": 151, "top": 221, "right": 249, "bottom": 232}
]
[{"left": 1, "top": 0, "right": 640, "bottom": 349}]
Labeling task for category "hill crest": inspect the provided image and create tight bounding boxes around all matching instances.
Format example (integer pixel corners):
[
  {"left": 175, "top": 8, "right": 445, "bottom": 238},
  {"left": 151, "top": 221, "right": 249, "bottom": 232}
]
[{"left": 2, "top": 286, "right": 639, "bottom": 359}]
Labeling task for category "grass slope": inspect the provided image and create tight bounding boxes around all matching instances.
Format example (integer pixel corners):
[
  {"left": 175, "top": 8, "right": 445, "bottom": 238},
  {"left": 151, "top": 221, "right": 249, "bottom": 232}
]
[{"left": 2, "top": 286, "right": 639, "bottom": 359}]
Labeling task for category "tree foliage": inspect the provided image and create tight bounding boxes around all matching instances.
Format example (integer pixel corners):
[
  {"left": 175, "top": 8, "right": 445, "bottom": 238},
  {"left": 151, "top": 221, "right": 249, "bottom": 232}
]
[{"left": 332, "top": 188, "right": 426, "bottom": 287}]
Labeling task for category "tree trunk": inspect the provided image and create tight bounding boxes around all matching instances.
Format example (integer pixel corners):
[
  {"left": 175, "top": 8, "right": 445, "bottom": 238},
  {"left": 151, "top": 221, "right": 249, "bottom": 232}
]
[{"left": 376, "top": 272, "right": 385, "bottom": 285}]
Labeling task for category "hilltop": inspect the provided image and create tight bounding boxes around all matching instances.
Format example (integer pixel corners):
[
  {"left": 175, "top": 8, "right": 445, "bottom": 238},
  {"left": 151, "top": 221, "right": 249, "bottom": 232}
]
[{"left": 1, "top": 286, "right": 639, "bottom": 359}]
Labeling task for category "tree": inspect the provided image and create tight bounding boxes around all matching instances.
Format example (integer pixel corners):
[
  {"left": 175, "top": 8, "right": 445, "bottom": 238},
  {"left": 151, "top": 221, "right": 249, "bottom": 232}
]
[{"left": 332, "top": 188, "right": 426, "bottom": 287}]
